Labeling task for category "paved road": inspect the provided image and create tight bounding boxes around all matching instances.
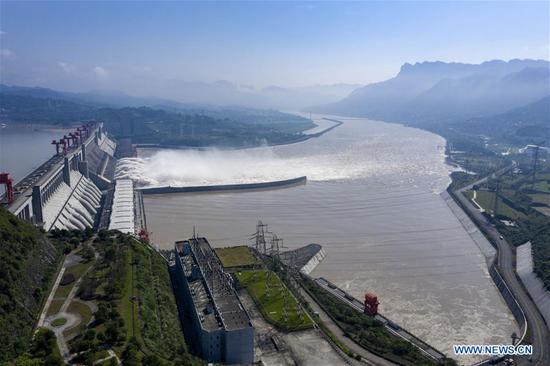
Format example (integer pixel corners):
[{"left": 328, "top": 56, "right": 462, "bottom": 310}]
[
  {"left": 45, "top": 257, "right": 95, "bottom": 362},
  {"left": 455, "top": 166, "right": 550, "bottom": 365}
]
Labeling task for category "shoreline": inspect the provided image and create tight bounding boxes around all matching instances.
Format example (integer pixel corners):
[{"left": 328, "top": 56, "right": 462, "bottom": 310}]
[
  {"left": 134, "top": 117, "right": 343, "bottom": 152},
  {"left": 0, "top": 122, "right": 73, "bottom": 133}
]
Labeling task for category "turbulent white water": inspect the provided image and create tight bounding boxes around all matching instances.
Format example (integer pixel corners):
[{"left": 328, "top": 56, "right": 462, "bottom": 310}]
[{"left": 116, "top": 118, "right": 452, "bottom": 192}]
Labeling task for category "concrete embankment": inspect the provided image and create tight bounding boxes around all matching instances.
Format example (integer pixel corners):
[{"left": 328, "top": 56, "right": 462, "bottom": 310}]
[
  {"left": 489, "top": 264, "right": 528, "bottom": 343},
  {"left": 306, "top": 118, "right": 343, "bottom": 138},
  {"left": 517, "top": 242, "right": 550, "bottom": 331},
  {"left": 279, "top": 243, "right": 327, "bottom": 275},
  {"left": 139, "top": 176, "right": 307, "bottom": 195},
  {"left": 313, "top": 277, "right": 446, "bottom": 362}
]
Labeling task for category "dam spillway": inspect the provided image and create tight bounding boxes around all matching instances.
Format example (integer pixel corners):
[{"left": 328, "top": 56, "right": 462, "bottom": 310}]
[
  {"left": 139, "top": 176, "right": 307, "bottom": 195},
  {"left": 1, "top": 122, "right": 118, "bottom": 231}
]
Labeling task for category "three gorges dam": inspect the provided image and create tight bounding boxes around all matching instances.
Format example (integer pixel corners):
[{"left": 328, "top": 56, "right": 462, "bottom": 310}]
[
  {"left": 0, "top": 122, "right": 143, "bottom": 236},
  {"left": 0, "top": 122, "right": 304, "bottom": 237}
]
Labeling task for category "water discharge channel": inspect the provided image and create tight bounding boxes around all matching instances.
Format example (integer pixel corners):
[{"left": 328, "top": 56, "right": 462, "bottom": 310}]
[{"left": 118, "top": 115, "right": 518, "bottom": 363}]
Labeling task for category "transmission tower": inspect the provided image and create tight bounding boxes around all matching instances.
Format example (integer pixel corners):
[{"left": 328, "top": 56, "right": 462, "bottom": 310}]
[
  {"left": 532, "top": 145, "right": 541, "bottom": 188},
  {"left": 251, "top": 221, "right": 269, "bottom": 255},
  {"left": 493, "top": 180, "right": 500, "bottom": 216},
  {"left": 265, "top": 269, "right": 272, "bottom": 298},
  {"left": 282, "top": 286, "right": 289, "bottom": 322},
  {"left": 270, "top": 234, "right": 282, "bottom": 258}
]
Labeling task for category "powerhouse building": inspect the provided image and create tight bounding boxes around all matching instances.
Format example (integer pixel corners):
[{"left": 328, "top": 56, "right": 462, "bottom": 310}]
[{"left": 172, "top": 237, "right": 254, "bottom": 364}]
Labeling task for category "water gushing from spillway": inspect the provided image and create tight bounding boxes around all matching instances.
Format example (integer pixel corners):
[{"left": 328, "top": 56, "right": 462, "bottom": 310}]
[{"left": 115, "top": 128, "right": 453, "bottom": 193}]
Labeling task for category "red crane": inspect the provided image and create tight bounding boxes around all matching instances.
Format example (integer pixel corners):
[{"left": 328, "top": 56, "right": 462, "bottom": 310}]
[
  {"left": 51, "top": 139, "right": 62, "bottom": 154},
  {"left": 364, "top": 292, "right": 379, "bottom": 316},
  {"left": 68, "top": 132, "right": 80, "bottom": 146},
  {"left": 78, "top": 126, "right": 89, "bottom": 139},
  {"left": 73, "top": 130, "right": 82, "bottom": 145},
  {"left": 59, "top": 138, "right": 68, "bottom": 155},
  {"left": 0, "top": 172, "right": 14, "bottom": 204},
  {"left": 139, "top": 228, "right": 150, "bottom": 243}
]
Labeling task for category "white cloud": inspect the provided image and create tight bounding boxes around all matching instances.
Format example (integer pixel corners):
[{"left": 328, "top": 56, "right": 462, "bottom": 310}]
[
  {"left": 0, "top": 49, "right": 15, "bottom": 58},
  {"left": 93, "top": 66, "right": 109, "bottom": 80},
  {"left": 58, "top": 61, "right": 77, "bottom": 74}
]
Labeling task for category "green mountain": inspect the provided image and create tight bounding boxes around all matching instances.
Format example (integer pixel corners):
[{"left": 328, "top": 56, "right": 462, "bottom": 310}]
[
  {"left": 457, "top": 95, "right": 550, "bottom": 145},
  {"left": 0, "top": 207, "right": 64, "bottom": 362},
  {"left": 0, "top": 92, "right": 313, "bottom": 147}
]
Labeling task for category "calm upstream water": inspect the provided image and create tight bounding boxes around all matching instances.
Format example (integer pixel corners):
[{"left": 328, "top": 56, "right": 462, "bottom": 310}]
[
  {"left": 121, "top": 115, "right": 518, "bottom": 362},
  {"left": 0, "top": 126, "right": 67, "bottom": 195}
]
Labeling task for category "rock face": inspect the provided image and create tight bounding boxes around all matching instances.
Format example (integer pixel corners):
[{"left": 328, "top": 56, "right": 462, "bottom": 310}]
[{"left": 0, "top": 207, "right": 63, "bottom": 362}]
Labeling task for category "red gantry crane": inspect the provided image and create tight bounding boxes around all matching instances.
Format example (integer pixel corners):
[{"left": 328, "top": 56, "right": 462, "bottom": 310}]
[
  {"left": 59, "top": 137, "right": 68, "bottom": 155},
  {"left": 51, "top": 139, "right": 62, "bottom": 155},
  {"left": 68, "top": 132, "right": 80, "bottom": 146},
  {"left": 0, "top": 172, "right": 14, "bottom": 204}
]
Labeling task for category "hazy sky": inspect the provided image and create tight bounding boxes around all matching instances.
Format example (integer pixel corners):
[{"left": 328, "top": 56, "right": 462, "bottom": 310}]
[{"left": 1, "top": 1, "right": 549, "bottom": 94}]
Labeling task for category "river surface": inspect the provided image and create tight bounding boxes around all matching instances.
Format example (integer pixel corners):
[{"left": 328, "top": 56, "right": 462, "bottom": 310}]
[
  {"left": 118, "top": 115, "right": 518, "bottom": 363},
  {"left": 0, "top": 126, "right": 67, "bottom": 195},
  {"left": 0, "top": 119, "right": 518, "bottom": 362}
]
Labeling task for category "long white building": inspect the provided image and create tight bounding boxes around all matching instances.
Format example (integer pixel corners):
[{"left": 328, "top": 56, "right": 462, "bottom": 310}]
[{"left": 108, "top": 179, "right": 135, "bottom": 234}]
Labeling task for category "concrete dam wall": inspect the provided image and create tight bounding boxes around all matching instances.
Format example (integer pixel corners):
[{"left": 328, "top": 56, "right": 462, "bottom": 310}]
[
  {"left": 4, "top": 123, "right": 117, "bottom": 231},
  {"left": 42, "top": 170, "right": 102, "bottom": 231},
  {"left": 139, "top": 176, "right": 307, "bottom": 195}
]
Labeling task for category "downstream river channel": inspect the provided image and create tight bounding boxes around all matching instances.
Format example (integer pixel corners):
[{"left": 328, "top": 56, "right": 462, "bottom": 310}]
[
  {"left": 2, "top": 118, "right": 518, "bottom": 363},
  {"left": 131, "top": 115, "right": 518, "bottom": 362}
]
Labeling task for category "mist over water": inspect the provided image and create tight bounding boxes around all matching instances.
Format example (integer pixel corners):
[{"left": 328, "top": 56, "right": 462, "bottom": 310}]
[
  {"left": 140, "top": 117, "right": 518, "bottom": 362},
  {"left": 116, "top": 118, "right": 452, "bottom": 191}
]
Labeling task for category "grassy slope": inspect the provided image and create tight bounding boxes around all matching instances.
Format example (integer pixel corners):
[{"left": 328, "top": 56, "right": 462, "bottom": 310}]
[
  {"left": 214, "top": 246, "right": 259, "bottom": 268},
  {"left": 70, "top": 232, "right": 201, "bottom": 365},
  {"left": 0, "top": 207, "right": 63, "bottom": 362},
  {"left": 132, "top": 238, "right": 194, "bottom": 359},
  {"left": 236, "top": 270, "right": 313, "bottom": 331}
]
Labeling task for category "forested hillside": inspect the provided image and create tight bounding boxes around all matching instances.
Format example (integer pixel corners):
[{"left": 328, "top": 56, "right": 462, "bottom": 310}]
[
  {"left": 0, "top": 91, "right": 314, "bottom": 147},
  {"left": 0, "top": 207, "right": 64, "bottom": 362}
]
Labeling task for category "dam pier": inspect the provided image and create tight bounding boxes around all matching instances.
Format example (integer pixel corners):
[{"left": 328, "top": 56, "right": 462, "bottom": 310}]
[{"left": 0, "top": 121, "right": 135, "bottom": 234}]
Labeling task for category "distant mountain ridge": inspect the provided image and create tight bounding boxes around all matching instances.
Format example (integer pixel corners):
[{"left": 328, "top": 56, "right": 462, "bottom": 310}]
[
  {"left": 314, "top": 59, "right": 550, "bottom": 126},
  {"left": 0, "top": 81, "right": 360, "bottom": 111}
]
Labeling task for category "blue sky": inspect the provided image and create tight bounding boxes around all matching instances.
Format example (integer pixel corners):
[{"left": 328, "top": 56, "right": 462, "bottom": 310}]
[{"left": 0, "top": 1, "right": 548, "bottom": 93}]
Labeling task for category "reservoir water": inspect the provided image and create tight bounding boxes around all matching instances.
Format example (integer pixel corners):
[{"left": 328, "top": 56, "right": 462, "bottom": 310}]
[
  {"left": 122, "top": 116, "right": 518, "bottom": 362},
  {"left": 0, "top": 126, "right": 67, "bottom": 195}
]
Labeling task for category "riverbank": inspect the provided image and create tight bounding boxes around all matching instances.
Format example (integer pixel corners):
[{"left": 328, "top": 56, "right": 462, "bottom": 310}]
[
  {"left": 135, "top": 117, "right": 343, "bottom": 151},
  {"left": 0, "top": 122, "right": 72, "bottom": 132}
]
